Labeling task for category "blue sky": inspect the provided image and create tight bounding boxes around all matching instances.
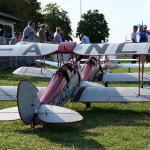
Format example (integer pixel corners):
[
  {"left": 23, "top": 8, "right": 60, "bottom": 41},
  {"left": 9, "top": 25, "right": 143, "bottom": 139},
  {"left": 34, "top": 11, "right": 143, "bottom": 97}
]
[{"left": 38, "top": 0, "right": 150, "bottom": 42}]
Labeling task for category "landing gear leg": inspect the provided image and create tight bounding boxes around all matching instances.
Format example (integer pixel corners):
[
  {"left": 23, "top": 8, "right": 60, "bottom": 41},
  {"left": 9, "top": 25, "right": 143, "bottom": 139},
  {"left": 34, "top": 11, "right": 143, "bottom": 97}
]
[
  {"left": 104, "top": 82, "right": 108, "bottom": 87},
  {"left": 86, "top": 102, "right": 91, "bottom": 108}
]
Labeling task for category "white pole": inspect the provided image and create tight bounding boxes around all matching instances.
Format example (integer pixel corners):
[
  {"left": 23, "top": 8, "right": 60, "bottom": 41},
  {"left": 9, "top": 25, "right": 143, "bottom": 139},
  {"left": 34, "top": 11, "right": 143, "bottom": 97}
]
[{"left": 80, "top": 0, "right": 82, "bottom": 18}]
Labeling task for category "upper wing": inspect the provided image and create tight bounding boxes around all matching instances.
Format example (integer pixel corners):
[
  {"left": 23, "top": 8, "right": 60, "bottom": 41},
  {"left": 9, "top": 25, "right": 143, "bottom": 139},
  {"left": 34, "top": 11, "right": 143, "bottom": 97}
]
[
  {"left": 72, "top": 81, "right": 150, "bottom": 102},
  {"left": 0, "top": 86, "right": 46, "bottom": 101},
  {"left": 0, "top": 41, "right": 58, "bottom": 56},
  {"left": 102, "top": 72, "right": 150, "bottom": 83},
  {"left": 13, "top": 67, "right": 56, "bottom": 78},
  {"left": 73, "top": 43, "right": 150, "bottom": 55}
]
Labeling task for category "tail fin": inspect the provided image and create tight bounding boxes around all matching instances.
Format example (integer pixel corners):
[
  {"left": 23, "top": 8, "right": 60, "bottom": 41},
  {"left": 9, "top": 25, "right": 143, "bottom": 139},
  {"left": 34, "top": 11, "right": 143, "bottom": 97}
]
[{"left": 17, "top": 80, "right": 40, "bottom": 124}]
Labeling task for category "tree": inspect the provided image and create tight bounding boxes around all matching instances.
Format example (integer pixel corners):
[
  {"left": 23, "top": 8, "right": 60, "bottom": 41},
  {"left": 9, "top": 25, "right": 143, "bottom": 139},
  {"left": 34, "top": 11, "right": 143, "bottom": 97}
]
[
  {"left": 43, "top": 3, "right": 72, "bottom": 39},
  {"left": 76, "top": 10, "right": 109, "bottom": 43},
  {"left": 0, "top": 0, "right": 42, "bottom": 31}
]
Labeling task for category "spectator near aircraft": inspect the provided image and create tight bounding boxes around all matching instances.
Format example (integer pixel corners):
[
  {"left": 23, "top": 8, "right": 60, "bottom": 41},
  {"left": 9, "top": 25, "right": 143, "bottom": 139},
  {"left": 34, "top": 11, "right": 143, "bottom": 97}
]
[
  {"left": 131, "top": 25, "right": 138, "bottom": 43},
  {"left": 139, "top": 25, "right": 148, "bottom": 42},
  {"left": 0, "top": 29, "right": 6, "bottom": 45},
  {"left": 36, "top": 24, "right": 47, "bottom": 42},
  {"left": 9, "top": 32, "right": 19, "bottom": 45},
  {"left": 45, "top": 25, "right": 53, "bottom": 42},
  {"left": 80, "top": 33, "right": 90, "bottom": 44},
  {"left": 54, "top": 27, "right": 62, "bottom": 43},
  {"left": 22, "top": 20, "right": 41, "bottom": 42}
]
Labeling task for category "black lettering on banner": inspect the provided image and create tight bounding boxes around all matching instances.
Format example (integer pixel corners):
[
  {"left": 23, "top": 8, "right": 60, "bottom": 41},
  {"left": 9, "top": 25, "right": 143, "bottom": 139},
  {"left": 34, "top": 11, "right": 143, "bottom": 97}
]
[
  {"left": 85, "top": 44, "right": 109, "bottom": 55},
  {"left": 23, "top": 44, "right": 41, "bottom": 55},
  {"left": 101, "top": 44, "right": 109, "bottom": 54},
  {"left": 116, "top": 43, "right": 137, "bottom": 54}
]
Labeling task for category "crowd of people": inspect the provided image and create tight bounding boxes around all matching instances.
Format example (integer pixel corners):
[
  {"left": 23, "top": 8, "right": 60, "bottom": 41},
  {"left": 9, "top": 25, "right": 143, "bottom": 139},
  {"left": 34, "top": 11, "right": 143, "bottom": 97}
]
[
  {"left": 0, "top": 20, "right": 90, "bottom": 45},
  {"left": 131, "top": 24, "right": 150, "bottom": 43},
  {"left": 22, "top": 21, "right": 62, "bottom": 43}
]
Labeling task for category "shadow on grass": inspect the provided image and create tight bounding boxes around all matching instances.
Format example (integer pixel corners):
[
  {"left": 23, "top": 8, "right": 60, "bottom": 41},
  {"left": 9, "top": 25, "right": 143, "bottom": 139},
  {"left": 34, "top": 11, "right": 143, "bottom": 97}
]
[
  {"left": 17, "top": 124, "right": 104, "bottom": 149},
  {"left": 16, "top": 106, "right": 150, "bottom": 149}
]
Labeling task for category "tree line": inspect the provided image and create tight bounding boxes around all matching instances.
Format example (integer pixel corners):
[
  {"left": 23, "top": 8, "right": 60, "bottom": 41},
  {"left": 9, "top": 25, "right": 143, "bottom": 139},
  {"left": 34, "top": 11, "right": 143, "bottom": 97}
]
[{"left": 0, "top": 0, "right": 109, "bottom": 43}]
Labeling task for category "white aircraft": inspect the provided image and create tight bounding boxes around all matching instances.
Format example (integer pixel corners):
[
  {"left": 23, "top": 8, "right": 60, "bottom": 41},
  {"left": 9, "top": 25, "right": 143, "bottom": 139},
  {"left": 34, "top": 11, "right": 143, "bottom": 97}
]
[{"left": 0, "top": 41, "right": 150, "bottom": 127}]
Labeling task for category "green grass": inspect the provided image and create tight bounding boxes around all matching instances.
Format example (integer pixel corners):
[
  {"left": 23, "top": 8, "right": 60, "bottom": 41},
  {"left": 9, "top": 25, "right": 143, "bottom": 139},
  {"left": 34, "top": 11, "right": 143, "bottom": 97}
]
[{"left": 0, "top": 68, "right": 150, "bottom": 150}]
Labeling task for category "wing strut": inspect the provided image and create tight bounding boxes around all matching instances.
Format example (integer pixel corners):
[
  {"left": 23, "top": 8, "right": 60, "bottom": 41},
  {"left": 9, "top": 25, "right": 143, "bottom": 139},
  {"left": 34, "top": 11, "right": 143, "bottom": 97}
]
[
  {"left": 138, "top": 55, "right": 146, "bottom": 95},
  {"left": 141, "top": 55, "right": 146, "bottom": 88}
]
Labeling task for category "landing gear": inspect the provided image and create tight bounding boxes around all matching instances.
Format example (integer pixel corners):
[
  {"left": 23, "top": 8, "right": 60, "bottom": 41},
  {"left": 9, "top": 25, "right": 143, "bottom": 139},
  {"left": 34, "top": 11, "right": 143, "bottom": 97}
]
[
  {"left": 104, "top": 82, "right": 108, "bottom": 87},
  {"left": 86, "top": 102, "right": 91, "bottom": 108},
  {"left": 141, "top": 84, "right": 143, "bottom": 88}
]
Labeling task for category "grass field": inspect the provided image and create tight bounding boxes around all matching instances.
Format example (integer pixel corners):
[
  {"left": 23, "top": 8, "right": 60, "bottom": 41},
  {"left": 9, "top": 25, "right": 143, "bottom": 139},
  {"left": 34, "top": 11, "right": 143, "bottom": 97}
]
[{"left": 0, "top": 68, "right": 150, "bottom": 150}]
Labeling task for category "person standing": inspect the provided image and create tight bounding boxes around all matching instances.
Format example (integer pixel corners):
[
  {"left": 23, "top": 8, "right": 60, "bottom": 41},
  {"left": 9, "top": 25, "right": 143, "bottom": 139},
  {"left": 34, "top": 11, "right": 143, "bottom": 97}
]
[
  {"left": 0, "top": 29, "right": 6, "bottom": 45},
  {"left": 9, "top": 32, "right": 19, "bottom": 45},
  {"left": 139, "top": 25, "right": 148, "bottom": 42},
  {"left": 131, "top": 25, "right": 138, "bottom": 42},
  {"left": 131, "top": 25, "right": 138, "bottom": 63},
  {"left": 36, "top": 24, "right": 47, "bottom": 42},
  {"left": 54, "top": 27, "right": 62, "bottom": 43},
  {"left": 22, "top": 20, "right": 40, "bottom": 42},
  {"left": 80, "top": 33, "right": 90, "bottom": 44},
  {"left": 45, "top": 25, "right": 53, "bottom": 42}
]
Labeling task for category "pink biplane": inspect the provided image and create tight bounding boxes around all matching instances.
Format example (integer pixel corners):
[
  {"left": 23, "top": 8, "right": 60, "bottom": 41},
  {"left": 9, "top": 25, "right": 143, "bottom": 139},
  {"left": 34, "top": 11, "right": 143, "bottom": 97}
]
[{"left": 0, "top": 41, "right": 150, "bottom": 127}]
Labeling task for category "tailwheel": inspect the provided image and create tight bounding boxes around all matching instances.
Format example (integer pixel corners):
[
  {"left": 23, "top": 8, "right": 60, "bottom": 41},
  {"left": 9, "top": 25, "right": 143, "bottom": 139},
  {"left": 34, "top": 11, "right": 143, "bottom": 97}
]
[{"left": 86, "top": 102, "right": 91, "bottom": 108}]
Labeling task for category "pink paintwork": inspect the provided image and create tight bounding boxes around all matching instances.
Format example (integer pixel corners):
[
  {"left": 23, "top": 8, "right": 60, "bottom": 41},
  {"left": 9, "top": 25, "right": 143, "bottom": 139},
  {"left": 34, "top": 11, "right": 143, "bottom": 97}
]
[
  {"left": 40, "top": 57, "right": 97, "bottom": 105},
  {"left": 40, "top": 68, "right": 74, "bottom": 104},
  {"left": 81, "top": 63, "right": 95, "bottom": 80},
  {"left": 58, "top": 42, "right": 76, "bottom": 54}
]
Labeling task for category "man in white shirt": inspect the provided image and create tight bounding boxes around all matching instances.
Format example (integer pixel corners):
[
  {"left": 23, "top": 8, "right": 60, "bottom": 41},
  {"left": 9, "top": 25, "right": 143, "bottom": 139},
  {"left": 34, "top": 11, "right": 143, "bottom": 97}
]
[
  {"left": 131, "top": 25, "right": 138, "bottom": 43},
  {"left": 54, "top": 27, "right": 62, "bottom": 43},
  {"left": 131, "top": 25, "right": 138, "bottom": 63}
]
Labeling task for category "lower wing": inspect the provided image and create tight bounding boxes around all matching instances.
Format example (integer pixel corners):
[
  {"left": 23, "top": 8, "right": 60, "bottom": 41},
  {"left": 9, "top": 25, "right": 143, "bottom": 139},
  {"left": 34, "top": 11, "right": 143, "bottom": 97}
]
[
  {"left": 13, "top": 67, "right": 56, "bottom": 78},
  {"left": 102, "top": 72, "right": 150, "bottom": 83},
  {"left": 72, "top": 81, "right": 150, "bottom": 103}
]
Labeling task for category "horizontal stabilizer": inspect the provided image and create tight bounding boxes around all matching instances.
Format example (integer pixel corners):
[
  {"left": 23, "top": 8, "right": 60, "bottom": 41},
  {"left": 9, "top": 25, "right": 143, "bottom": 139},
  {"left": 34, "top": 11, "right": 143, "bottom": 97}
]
[
  {"left": 0, "top": 107, "right": 20, "bottom": 120},
  {"left": 37, "top": 104, "right": 83, "bottom": 123},
  {"left": 102, "top": 73, "right": 150, "bottom": 83},
  {"left": 13, "top": 67, "right": 56, "bottom": 78}
]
